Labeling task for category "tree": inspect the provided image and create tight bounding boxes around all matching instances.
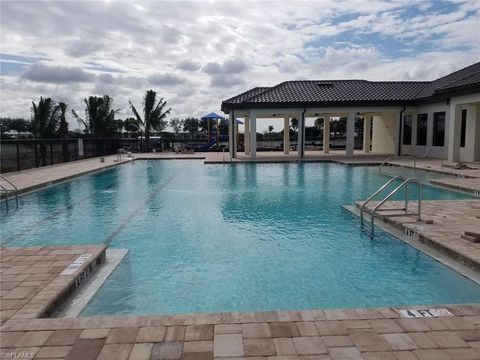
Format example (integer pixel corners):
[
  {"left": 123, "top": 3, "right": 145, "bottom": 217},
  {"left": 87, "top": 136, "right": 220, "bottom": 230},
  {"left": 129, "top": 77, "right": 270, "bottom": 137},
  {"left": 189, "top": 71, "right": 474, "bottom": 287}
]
[
  {"left": 182, "top": 117, "right": 200, "bottom": 134},
  {"left": 170, "top": 118, "right": 183, "bottom": 134},
  {"left": 0, "top": 118, "right": 12, "bottom": 137},
  {"left": 290, "top": 118, "right": 298, "bottom": 131},
  {"left": 124, "top": 117, "right": 139, "bottom": 136},
  {"left": 218, "top": 119, "right": 228, "bottom": 135},
  {"left": 57, "top": 102, "right": 69, "bottom": 162},
  {"left": 113, "top": 119, "right": 124, "bottom": 135},
  {"left": 72, "top": 95, "right": 118, "bottom": 138},
  {"left": 31, "top": 97, "right": 61, "bottom": 166},
  {"left": 57, "top": 103, "right": 69, "bottom": 138},
  {"left": 130, "top": 90, "right": 171, "bottom": 151},
  {"left": 314, "top": 117, "right": 324, "bottom": 131},
  {"left": 331, "top": 117, "right": 347, "bottom": 137},
  {"left": 10, "top": 118, "right": 31, "bottom": 135}
]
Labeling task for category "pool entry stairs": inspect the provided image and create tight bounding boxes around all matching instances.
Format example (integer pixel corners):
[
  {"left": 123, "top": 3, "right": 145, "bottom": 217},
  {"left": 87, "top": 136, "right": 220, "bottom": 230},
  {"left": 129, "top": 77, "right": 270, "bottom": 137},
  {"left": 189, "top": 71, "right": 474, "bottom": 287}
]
[
  {"left": 360, "top": 176, "right": 423, "bottom": 238},
  {"left": 0, "top": 175, "right": 19, "bottom": 211}
]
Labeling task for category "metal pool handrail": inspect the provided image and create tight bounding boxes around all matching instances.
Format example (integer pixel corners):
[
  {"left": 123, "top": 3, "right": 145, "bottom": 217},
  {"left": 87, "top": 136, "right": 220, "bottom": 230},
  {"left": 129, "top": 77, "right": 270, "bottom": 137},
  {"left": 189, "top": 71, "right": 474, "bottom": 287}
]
[
  {"left": 378, "top": 155, "right": 394, "bottom": 174},
  {"left": 0, "top": 175, "right": 19, "bottom": 211},
  {"left": 360, "top": 176, "right": 401, "bottom": 228},
  {"left": 369, "top": 178, "right": 422, "bottom": 236}
]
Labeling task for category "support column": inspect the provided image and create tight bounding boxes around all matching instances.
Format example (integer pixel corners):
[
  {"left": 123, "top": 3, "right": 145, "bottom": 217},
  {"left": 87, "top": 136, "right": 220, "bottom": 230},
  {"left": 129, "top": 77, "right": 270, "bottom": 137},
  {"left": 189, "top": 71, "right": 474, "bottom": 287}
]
[
  {"left": 363, "top": 114, "right": 371, "bottom": 153},
  {"left": 297, "top": 113, "right": 305, "bottom": 159},
  {"left": 250, "top": 111, "right": 256, "bottom": 158},
  {"left": 244, "top": 116, "right": 250, "bottom": 155},
  {"left": 283, "top": 116, "right": 290, "bottom": 154},
  {"left": 323, "top": 117, "right": 330, "bottom": 153},
  {"left": 448, "top": 104, "right": 462, "bottom": 162},
  {"left": 228, "top": 113, "right": 234, "bottom": 157},
  {"left": 346, "top": 112, "right": 355, "bottom": 156}
]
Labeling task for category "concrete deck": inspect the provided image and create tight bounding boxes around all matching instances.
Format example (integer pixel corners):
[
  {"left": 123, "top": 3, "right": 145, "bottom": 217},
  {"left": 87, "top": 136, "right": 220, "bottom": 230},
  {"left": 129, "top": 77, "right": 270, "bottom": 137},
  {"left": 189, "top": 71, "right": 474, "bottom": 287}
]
[{"left": 355, "top": 199, "right": 480, "bottom": 270}]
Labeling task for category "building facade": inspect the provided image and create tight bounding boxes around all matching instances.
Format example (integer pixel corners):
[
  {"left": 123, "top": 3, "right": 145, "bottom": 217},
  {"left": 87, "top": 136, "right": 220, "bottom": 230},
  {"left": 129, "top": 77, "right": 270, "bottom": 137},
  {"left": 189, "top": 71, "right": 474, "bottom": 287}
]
[{"left": 222, "top": 62, "right": 480, "bottom": 162}]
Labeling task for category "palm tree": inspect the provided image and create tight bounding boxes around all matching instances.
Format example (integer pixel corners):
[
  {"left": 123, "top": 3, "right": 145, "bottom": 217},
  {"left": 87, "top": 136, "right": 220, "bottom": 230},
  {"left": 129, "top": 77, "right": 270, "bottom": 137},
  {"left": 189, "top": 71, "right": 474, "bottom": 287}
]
[
  {"left": 72, "top": 95, "right": 118, "bottom": 155},
  {"left": 31, "top": 97, "right": 61, "bottom": 166},
  {"left": 72, "top": 95, "right": 117, "bottom": 138},
  {"left": 129, "top": 90, "right": 171, "bottom": 151},
  {"left": 57, "top": 102, "right": 69, "bottom": 162}
]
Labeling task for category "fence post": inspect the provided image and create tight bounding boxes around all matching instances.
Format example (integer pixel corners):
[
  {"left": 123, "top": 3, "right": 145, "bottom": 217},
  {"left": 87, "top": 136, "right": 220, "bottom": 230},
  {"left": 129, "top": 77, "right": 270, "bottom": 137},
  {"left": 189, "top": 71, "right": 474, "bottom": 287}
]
[
  {"left": 16, "top": 142, "right": 20, "bottom": 171},
  {"left": 50, "top": 142, "right": 54, "bottom": 165},
  {"left": 74, "top": 141, "right": 78, "bottom": 161}
]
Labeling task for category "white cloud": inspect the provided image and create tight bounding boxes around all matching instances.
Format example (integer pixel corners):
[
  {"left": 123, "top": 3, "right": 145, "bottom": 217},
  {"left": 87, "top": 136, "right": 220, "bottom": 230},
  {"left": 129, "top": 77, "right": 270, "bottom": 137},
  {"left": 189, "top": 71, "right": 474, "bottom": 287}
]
[
  {"left": 21, "top": 64, "right": 96, "bottom": 83},
  {"left": 0, "top": 0, "right": 478, "bottom": 133}
]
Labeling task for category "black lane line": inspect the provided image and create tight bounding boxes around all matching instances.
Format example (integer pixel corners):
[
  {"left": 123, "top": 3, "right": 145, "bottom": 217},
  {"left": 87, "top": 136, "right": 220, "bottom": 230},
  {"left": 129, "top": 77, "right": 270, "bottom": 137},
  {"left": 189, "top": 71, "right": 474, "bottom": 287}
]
[
  {"left": 1, "top": 183, "right": 119, "bottom": 245},
  {"left": 103, "top": 167, "right": 184, "bottom": 246}
]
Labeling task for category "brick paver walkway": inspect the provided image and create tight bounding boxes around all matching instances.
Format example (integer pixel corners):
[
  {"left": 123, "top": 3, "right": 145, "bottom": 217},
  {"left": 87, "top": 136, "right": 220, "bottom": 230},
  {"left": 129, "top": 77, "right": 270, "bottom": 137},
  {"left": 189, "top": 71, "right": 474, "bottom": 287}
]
[
  {"left": 2, "top": 304, "right": 480, "bottom": 359},
  {"left": 0, "top": 246, "right": 106, "bottom": 324}
]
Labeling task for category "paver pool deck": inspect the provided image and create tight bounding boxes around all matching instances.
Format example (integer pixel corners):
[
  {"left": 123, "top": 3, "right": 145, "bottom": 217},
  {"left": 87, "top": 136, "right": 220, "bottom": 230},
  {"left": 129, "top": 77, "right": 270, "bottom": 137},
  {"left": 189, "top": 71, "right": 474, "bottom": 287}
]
[
  {"left": 0, "top": 246, "right": 107, "bottom": 324},
  {"left": 0, "top": 247, "right": 480, "bottom": 359},
  {"left": 1, "top": 154, "right": 480, "bottom": 358}
]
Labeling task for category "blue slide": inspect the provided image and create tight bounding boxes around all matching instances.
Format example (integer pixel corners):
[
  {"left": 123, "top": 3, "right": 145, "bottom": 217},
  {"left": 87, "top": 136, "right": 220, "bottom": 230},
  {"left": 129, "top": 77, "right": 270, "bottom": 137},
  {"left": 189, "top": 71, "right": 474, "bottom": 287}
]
[{"left": 185, "top": 138, "right": 217, "bottom": 151}]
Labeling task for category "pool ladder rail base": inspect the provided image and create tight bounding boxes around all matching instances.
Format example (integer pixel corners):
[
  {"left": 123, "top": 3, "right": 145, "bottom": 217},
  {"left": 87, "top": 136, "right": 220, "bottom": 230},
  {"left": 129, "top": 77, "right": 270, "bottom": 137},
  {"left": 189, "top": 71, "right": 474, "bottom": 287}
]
[
  {"left": 0, "top": 175, "right": 19, "bottom": 212},
  {"left": 360, "top": 176, "right": 423, "bottom": 238}
]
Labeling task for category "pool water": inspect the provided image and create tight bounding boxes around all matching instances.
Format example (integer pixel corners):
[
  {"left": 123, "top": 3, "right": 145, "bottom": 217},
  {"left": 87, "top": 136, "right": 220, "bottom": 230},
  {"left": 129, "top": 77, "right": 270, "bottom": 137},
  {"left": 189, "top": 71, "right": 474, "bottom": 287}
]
[{"left": 1, "top": 160, "right": 479, "bottom": 316}]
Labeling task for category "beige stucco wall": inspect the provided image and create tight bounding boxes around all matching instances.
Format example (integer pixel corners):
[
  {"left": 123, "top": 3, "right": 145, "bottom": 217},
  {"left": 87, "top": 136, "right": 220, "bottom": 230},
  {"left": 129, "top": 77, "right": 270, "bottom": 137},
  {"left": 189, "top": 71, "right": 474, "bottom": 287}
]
[{"left": 372, "top": 112, "right": 397, "bottom": 154}]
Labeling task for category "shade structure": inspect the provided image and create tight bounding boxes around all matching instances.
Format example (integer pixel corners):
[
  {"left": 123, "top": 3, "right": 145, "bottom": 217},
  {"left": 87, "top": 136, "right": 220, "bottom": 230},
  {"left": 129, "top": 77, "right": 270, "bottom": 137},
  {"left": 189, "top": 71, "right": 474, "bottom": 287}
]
[{"left": 201, "top": 112, "right": 225, "bottom": 121}]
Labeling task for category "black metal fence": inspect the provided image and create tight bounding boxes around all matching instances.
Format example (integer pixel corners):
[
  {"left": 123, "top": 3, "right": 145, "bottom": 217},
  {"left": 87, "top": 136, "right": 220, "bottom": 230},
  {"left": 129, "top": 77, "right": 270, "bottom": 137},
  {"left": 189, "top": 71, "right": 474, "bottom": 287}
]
[
  {"left": 1, "top": 134, "right": 365, "bottom": 173},
  {"left": 0, "top": 138, "right": 139, "bottom": 173}
]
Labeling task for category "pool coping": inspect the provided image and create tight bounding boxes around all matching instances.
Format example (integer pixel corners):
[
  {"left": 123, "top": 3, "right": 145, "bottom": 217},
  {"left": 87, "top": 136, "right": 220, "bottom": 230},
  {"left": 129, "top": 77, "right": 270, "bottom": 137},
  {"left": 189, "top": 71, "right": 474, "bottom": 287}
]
[{"left": 53, "top": 248, "right": 129, "bottom": 318}]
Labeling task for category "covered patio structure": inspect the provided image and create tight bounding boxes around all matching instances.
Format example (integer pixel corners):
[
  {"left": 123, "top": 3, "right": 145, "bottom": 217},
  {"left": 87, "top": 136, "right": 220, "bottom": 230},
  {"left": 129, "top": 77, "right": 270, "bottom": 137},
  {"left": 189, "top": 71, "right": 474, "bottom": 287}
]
[
  {"left": 221, "top": 81, "right": 426, "bottom": 160},
  {"left": 221, "top": 62, "right": 480, "bottom": 161}
]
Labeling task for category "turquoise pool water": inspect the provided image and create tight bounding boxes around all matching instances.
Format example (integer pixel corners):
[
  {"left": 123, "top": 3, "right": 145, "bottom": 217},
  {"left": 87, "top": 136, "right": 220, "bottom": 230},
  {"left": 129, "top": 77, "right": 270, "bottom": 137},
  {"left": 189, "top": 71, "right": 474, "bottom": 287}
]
[{"left": 1, "top": 160, "right": 479, "bottom": 316}]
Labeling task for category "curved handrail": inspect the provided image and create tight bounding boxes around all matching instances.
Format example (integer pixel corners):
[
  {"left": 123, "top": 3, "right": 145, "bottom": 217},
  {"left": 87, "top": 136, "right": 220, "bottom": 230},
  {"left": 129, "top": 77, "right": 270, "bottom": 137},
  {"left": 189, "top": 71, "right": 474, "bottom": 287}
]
[
  {"left": 360, "top": 176, "right": 402, "bottom": 227},
  {"left": 370, "top": 178, "right": 422, "bottom": 234},
  {"left": 378, "top": 155, "right": 393, "bottom": 174},
  {"left": 0, "top": 175, "right": 18, "bottom": 191},
  {"left": 0, "top": 175, "right": 19, "bottom": 210}
]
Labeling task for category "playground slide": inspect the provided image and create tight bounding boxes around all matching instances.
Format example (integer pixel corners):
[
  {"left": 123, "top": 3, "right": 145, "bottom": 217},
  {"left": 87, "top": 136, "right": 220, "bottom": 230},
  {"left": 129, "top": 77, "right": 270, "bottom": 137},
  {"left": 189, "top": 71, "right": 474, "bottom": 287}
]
[{"left": 185, "top": 138, "right": 217, "bottom": 151}]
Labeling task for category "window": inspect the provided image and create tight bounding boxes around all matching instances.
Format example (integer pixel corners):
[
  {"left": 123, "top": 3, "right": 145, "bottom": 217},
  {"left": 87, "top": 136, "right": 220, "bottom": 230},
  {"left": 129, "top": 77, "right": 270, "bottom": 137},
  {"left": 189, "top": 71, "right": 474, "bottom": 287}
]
[
  {"left": 417, "top": 113, "right": 428, "bottom": 146},
  {"left": 403, "top": 115, "right": 412, "bottom": 145},
  {"left": 433, "top": 112, "right": 445, "bottom": 147},
  {"left": 461, "top": 109, "right": 467, "bottom": 148}
]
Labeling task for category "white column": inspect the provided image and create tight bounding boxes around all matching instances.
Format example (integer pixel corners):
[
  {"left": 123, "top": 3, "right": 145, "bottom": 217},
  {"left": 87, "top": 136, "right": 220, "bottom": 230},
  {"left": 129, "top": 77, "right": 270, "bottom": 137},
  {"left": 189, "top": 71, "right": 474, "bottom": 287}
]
[
  {"left": 297, "top": 113, "right": 305, "bottom": 159},
  {"left": 228, "top": 113, "right": 234, "bottom": 157},
  {"left": 323, "top": 117, "right": 330, "bottom": 153},
  {"left": 283, "top": 116, "right": 290, "bottom": 154},
  {"left": 462, "top": 104, "right": 478, "bottom": 162},
  {"left": 448, "top": 104, "right": 462, "bottom": 162},
  {"left": 363, "top": 114, "right": 371, "bottom": 153},
  {"left": 250, "top": 111, "right": 256, "bottom": 158},
  {"left": 233, "top": 116, "right": 238, "bottom": 158},
  {"left": 346, "top": 112, "right": 355, "bottom": 156},
  {"left": 244, "top": 116, "right": 250, "bottom": 155}
]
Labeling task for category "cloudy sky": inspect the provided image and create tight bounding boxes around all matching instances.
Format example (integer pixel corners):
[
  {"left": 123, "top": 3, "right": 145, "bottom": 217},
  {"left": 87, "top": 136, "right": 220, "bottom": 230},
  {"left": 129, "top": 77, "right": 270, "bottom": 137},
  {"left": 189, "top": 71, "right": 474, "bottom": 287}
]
[{"left": 1, "top": 0, "right": 479, "bottom": 132}]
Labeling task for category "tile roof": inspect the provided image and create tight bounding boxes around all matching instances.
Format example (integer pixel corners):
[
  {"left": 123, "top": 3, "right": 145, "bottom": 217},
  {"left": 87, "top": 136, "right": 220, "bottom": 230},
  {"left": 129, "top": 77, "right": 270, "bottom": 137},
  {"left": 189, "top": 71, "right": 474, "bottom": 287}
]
[
  {"left": 222, "top": 87, "right": 271, "bottom": 104},
  {"left": 414, "top": 62, "right": 480, "bottom": 99},
  {"left": 221, "top": 62, "right": 480, "bottom": 111},
  {"left": 245, "top": 80, "right": 428, "bottom": 103}
]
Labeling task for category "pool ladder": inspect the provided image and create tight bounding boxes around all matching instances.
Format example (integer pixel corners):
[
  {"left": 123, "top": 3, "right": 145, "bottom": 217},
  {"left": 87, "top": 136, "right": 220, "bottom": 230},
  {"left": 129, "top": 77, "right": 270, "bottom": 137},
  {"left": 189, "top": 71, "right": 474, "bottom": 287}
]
[
  {"left": 0, "top": 175, "right": 19, "bottom": 212},
  {"left": 360, "top": 176, "right": 422, "bottom": 238}
]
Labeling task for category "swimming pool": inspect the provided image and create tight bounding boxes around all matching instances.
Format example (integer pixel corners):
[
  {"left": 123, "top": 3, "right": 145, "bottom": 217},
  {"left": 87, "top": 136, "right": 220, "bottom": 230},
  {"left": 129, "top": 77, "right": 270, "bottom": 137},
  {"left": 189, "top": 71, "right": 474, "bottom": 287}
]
[{"left": 1, "top": 160, "right": 479, "bottom": 315}]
